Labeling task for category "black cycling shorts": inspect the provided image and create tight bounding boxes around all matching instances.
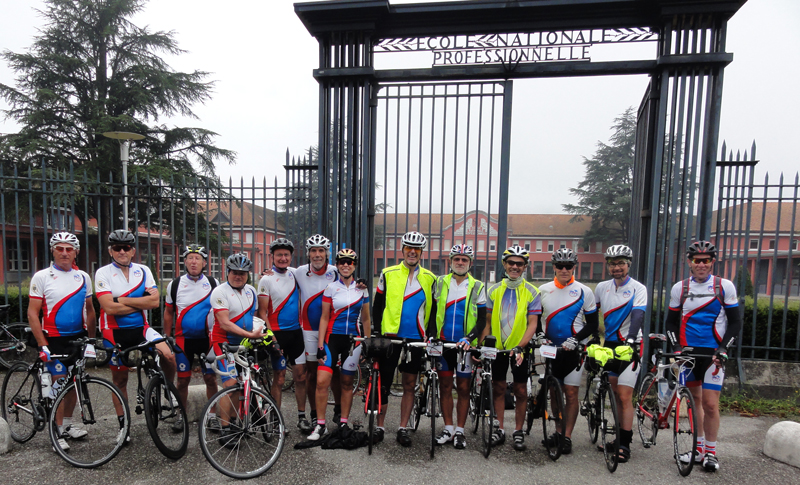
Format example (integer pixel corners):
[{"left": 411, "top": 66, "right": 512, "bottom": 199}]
[
  {"left": 491, "top": 352, "right": 529, "bottom": 384},
  {"left": 378, "top": 341, "right": 425, "bottom": 401},
  {"left": 273, "top": 329, "right": 306, "bottom": 366}
]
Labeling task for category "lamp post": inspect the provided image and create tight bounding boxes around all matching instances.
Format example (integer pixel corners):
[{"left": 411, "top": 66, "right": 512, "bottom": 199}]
[{"left": 102, "top": 131, "right": 144, "bottom": 230}]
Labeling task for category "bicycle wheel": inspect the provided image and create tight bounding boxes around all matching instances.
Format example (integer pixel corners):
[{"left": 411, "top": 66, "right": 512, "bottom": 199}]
[
  {"left": 367, "top": 367, "right": 379, "bottom": 455},
  {"left": 49, "top": 376, "right": 130, "bottom": 468},
  {"left": 542, "top": 375, "right": 564, "bottom": 461},
  {"left": 0, "top": 323, "right": 38, "bottom": 368},
  {"left": 428, "top": 373, "right": 438, "bottom": 459},
  {"left": 479, "top": 376, "right": 494, "bottom": 458},
  {"left": 1, "top": 362, "right": 42, "bottom": 442},
  {"left": 673, "top": 387, "right": 698, "bottom": 477},
  {"left": 636, "top": 372, "right": 659, "bottom": 448},
  {"left": 409, "top": 379, "right": 424, "bottom": 432},
  {"left": 144, "top": 375, "right": 189, "bottom": 459},
  {"left": 599, "top": 385, "right": 620, "bottom": 473},
  {"left": 281, "top": 363, "right": 294, "bottom": 392},
  {"left": 583, "top": 374, "right": 599, "bottom": 444},
  {"left": 198, "top": 384, "right": 286, "bottom": 479},
  {"left": 469, "top": 370, "right": 481, "bottom": 434}
]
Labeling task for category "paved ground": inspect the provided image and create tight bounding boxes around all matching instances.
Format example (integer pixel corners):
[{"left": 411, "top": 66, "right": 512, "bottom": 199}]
[{"left": 1, "top": 368, "right": 799, "bottom": 484}]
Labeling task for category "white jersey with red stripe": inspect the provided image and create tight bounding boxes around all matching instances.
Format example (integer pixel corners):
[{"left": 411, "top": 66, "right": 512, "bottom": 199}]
[
  {"left": 668, "top": 275, "right": 738, "bottom": 348},
  {"left": 210, "top": 282, "right": 258, "bottom": 345},
  {"left": 594, "top": 276, "right": 647, "bottom": 343},
  {"left": 95, "top": 262, "right": 157, "bottom": 330},
  {"left": 539, "top": 278, "right": 597, "bottom": 346},
  {"left": 295, "top": 264, "right": 337, "bottom": 332},
  {"left": 29, "top": 264, "right": 92, "bottom": 337},
  {"left": 165, "top": 274, "right": 218, "bottom": 339},
  {"left": 257, "top": 267, "right": 300, "bottom": 332},
  {"left": 322, "top": 278, "right": 369, "bottom": 337}
]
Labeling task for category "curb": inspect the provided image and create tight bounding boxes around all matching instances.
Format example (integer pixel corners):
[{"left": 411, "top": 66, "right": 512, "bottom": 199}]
[
  {"left": 763, "top": 421, "right": 800, "bottom": 469},
  {"left": 0, "top": 417, "right": 11, "bottom": 454}
]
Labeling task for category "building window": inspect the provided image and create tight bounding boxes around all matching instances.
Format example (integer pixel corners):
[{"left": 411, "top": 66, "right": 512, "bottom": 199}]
[
  {"left": 387, "top": 239, "right": 395, "bottom": 250},
  {"left": 6, "top": 241, "right": 30, "bottom": 272},
  {"left": 544, "top": 262, "right": 554, "bottom": 279},
  {"left": 583, "top": 243, "right": 590, "bottom": 252},
  {"left": 536, "top": 240, "right": 542, "bottom": 252},
  {"left": 209, "top": 256, "right": 222, "bottom": 278},
  {"left": 162, "top": 255, "right": 175, "bottom": 280},
  {"left": 489, "top": 241, "right": 496, "bottom": 252},
  {"left": 547, "top": 242, "right": 554, "bottom": 252},
  {"left": 580, "top": 262, "right": 591, "bottom": 279},
  {"left": 768, "top": 239, "right": 776, "bottom": 250},
  {"left": 444, "top": 239, "right": 450, "bottom": 250},
  {"left": 560, "top": 241, "right": 566, "bottom": 249},
  {"left": 455, "top": 239, "right": 462, "bottom": 246},
  {"left": 232, "top": 233, "right": 241, "bottom": 243},
  {"left": 524, "top": 242, "right": 531, "bottom": 251},
  {"left": 749, "top": 239, "right": 759, "bottom": 250},
  {"left": 794, "top": 239, "right": 799, "bottom": 251},
  {"left": 48, "top": 207, "right": 70, "bottom": 230},
  {"left": 592, "top": 262, "right": 603, "bottom": 281},
  {"left": 432, "top": 239, "right": 440, "bottom": 251},
  {"left": 595, "top": 242, "right": 603, "bottom": 253},
  {"left": 245, "top": 232, "right": 254, "bottom": 244},
  {"left": 478, "top": 240, "right": 485, "bottom": 252},
  {"left": 532, "top": 261, "right": 543, "bottom": 279}
]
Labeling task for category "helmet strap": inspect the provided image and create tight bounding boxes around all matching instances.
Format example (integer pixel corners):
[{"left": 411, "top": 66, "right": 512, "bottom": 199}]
[{"left": 111, "top": 257, "right": 132, "bottom": 268}]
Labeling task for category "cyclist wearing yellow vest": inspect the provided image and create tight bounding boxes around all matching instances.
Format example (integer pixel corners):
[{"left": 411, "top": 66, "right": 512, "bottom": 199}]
[
  {"left": 481, "top": 245, "right": 541, "bottom": 451},
  {"left": 372, "top": 231, "right": 437, "bottom": 447},
  {"left": 432, "top": 244, "right": 487, "bottom": 450}
]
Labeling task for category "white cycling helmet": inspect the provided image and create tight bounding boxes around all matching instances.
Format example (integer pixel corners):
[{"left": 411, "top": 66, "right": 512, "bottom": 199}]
[
  {"left": 502, "top": 245, "right": 529, "bottom": 262},
  {"left": 449, "top": 244, "right": 474, "bottom": 261},
  {"left": 305, "top": 234, "right": 330, "bottom": 252},
  {"left": 605, "top": 245, "right": 633, "bottom": 261},
  {"left": 401, "top": 231, "right": 427, "bottom": 249},
  {"left": 50, "top": 232, "right": 80, "bottom": 251},
  {"left": 270, "top": 238, "right": 295, "bottom": 253}
]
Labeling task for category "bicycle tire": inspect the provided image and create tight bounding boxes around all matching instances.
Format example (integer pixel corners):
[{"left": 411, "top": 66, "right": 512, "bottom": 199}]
[
  {"left": 673, "top": 387, "right": 698, "bottom": 477},
  {"left": 542, "top": 375, "right": 564, "bottom": 461},
  {"left": 410, "top": 379, "right": 424, "bottom": 432},
  {"left": 583, "top": 374, "right": 599, "bottom": 444},
  {"left": 635, "top": 372, "right": 659, "bottom": 448},
  {"left": 599, "top": 384, "right": 620, "bottom": 473},
  {"left": 198, "top": 384, "right": 286, "bottom": 479},
  {"left": 469, "top": 369, "right": 481, "bottom": 434},
  {"left": 479, "top": 375, "right": 494, "bottom": 458},
  {"left": 428, "top": 373, "right": 438, "bottom": 459},
  {"left": 1, "top": 362, "right": 42, "bottom": 442},
  {"left": 0, "top": 323, "right": 38, "bottom": 369},
  {"left": 48, "top": 376, "right": 130, "bottom": 468},
  {"left": 367, "top": 367, "right": 379, "bottom": 455},
  {"left": 144, "top": 375, "right": 189, "bottom": 459}
]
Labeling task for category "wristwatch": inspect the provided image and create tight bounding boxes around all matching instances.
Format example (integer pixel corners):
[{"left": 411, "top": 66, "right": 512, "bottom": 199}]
[{"left": 113, "top": 297, "right": 119, "bottom": 303}]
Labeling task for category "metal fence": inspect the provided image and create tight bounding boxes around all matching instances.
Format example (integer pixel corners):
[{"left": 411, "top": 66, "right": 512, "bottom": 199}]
[
  {"left": 714, "top": 142, "right": 800, "bottom": 362},
  {"left": 0, "top": 158, "right": 315, "bottom": 324}
]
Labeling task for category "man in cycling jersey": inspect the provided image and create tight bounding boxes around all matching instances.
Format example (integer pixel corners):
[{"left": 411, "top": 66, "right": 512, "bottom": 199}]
[
  {"left": 209, "top": 253, "right": 264, "bottom": 447},
  {"left": 310, "top": 248, "right": 371, "bottom": 440},
  {"left": 257, "top": 238, "right": 310, "bottom": 432},
  {"left": 96, "top": 229, "right": 177, "bottom": 443},
  {"left": 433, "top": 244, "right": 487, "bottom": 450},
  {"left": 28, "top": 232, "right": 96, "bottom": 451},
  {"left": 538, "top": 248, "right": 599, "bottom": 455},
  {"left": 594, "top": 245, "right": 647, "bottom": 462},
  {"left": 666, "top": 241, "right": 740, "bottom": 472},
  {"left": 482, "top": 245, "right": 541, "bottom": 451},
  {"left": 163, "top": 244, "right": 219, "bottom": 432},
  {"left": 372, "top": 231, "right": 437, "bottom": 446}
]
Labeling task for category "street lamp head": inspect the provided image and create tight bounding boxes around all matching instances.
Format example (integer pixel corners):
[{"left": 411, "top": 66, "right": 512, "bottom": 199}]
[{"left": 101, "top": 131, "right": 145, "bottom": 141}]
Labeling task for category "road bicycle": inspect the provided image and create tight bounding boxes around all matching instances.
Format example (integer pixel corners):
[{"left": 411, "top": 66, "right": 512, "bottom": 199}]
[
  {"left": 200, "top": 340, "right": 286, "bottom": 479},
  {"left": 354, "top": 336, "right": 401, "bottom": 455},
  {"left": 1, "top": 335, "right": 130, "bottom": 468},
  {"left": 117, "top": 337, "right": 189, "bottom": 459},
  {"left": 635, "top": 339, "right": 700, "bottom": 476},
  {"left": 523, "top": 338, "right": 568, "bottom": 461},
  {"left": 579, "top": 345, "right": 621, "bottom": 473},
  {"left": 0, "top": 304, "right": 38, "bottom": 368},
  {"left": 466, "top": 335, "right": 512, "bottom": 458}
]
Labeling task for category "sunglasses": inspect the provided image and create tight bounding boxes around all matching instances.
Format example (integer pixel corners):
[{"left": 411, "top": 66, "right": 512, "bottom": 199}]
[
  {"left": 53, "top": 246, "right": 75, "bottom": 253},
  {"left": 337, "top": 259, "right": 355, "bottom": 266},
  {"left": 554, "top": 263, "right": 574, "bottom": 270},
  {"left": 690, "top": 258, "right": 713, "bottom": 265},
  {"left": 111, "top": 245, "right": 133, "bottom": 253},
  {"left": 505, "top": 260, "right": 526, "bottom": 268}
]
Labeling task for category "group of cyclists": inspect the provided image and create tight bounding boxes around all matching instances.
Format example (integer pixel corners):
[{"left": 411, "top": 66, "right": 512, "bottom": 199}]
[{"left": 23, "top": 226, "right": 740, "bottom": 473}]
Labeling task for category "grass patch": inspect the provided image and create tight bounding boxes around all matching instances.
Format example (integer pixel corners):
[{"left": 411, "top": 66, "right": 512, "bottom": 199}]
[{"left": 720, "top": 391, "right": 800, "bottom": 420}]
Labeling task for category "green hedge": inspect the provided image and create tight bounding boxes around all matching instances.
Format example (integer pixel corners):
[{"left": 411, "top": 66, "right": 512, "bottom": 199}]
[{"left": 740, "top": 296, "right": 800, "bottom": 361}]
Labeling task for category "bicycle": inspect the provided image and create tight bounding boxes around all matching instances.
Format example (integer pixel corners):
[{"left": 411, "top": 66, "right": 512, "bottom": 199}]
[
  {"left": 466, "top": 335, "right": 512, "bottom": 459},
  {"left": 523, "top": 338, "right": 568, "bottom": 461},
  {"left": 200, "top": 340, "right": 286, "bottom": 479},
  {"left": 579, "top": 345, "right": 622, "bottom": 473},
  {"left": 117, "top": 337, "right": 189, "bottom": 459},
  {"left": 635, "top": 340, "right": 700, "bottom": 476},
  {"left": 1, "top": 334, "right": 130, "bottom": 468},
  {"left": 0, "top": 304, "right": 38, "bottom": 368},
  {"left": 354, "top": 335, "right": 399, "bottom": 455}
]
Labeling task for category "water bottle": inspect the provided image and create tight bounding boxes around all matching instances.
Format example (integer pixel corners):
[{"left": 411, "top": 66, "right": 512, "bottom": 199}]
[
  {"left": 41, "top": 370, "right": 53, "bottom": 398},
  {"left": 50, "top": 377, "right": 65, "bottom": 399},
  {"left": 657, "top": 377, "right": 669, "bottom": 409}
]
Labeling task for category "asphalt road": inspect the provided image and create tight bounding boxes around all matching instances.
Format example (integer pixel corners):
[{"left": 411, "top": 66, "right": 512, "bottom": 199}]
[{"left": 1, "top": 368, "right": 798, "bottom": 484}]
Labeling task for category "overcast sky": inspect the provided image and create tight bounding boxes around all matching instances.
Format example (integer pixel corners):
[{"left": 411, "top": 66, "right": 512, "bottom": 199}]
[{"left": 1, "top": 0, "right": 797, "bottom": 214}]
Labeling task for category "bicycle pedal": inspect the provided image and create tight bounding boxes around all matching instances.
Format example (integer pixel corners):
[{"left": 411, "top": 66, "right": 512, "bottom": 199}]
[{"left": 135, "top": 405, "right": 144, "bottom": 415}]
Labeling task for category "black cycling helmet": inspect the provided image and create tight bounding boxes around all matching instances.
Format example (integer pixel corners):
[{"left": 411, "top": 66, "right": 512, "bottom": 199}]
[
  {"left": 108, "top": 229, "right": 135, "bottom": 245},
  {"left": 686, "top": 241, "right": 717, "bottom": 259},
  {"left": 226, "top": 253, "right": 253, "bottom": 272},
  {"left": 552, "top": 248, "right": 578, "bottom": 264},
  {"left": 182, "top": 243, "right": 208, "bottom": 259},
  {"left": 270, "top": 238, "right": 294, "bottom": 254}
]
